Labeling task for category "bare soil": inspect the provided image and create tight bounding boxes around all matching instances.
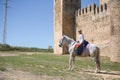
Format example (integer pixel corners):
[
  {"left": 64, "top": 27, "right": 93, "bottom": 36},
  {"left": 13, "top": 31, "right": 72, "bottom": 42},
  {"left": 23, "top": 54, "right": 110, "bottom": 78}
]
[{"left": 0, "top": 69, "right": 120, "bottom": 80}]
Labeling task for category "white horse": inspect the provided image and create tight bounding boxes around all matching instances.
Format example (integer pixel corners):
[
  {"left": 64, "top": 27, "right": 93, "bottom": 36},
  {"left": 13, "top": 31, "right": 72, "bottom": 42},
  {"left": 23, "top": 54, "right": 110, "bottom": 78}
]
[{"left": 59, "top": 35, "right": 101, "bottom": 73}]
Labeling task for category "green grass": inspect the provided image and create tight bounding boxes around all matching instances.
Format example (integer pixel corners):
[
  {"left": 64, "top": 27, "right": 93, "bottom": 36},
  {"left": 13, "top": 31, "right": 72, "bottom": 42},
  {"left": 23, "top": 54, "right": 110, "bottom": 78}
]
[
  {"left": 0, "top": 67, "right": 7, "bottom": 71},
  {"left": 0, "top": 52, "right": 120, "bottom": 79}
]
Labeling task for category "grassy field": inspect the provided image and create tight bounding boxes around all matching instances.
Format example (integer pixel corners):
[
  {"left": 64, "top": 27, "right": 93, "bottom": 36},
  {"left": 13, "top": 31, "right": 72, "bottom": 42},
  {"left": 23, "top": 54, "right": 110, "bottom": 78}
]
[{"left": 0, "top": 52, "right": 120, "bottom": 80}]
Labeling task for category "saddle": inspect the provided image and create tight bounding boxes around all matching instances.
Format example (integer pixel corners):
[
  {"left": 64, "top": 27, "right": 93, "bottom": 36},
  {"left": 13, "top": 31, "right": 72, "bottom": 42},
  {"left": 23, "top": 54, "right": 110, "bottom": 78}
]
[{"left": 74, "top": 40, "right": 89, "bottom": 55}]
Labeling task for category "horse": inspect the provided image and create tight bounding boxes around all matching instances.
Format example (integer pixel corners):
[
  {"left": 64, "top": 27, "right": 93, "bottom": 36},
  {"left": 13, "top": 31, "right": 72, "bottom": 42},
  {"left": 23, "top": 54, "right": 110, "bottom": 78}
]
[{"left": 58, "top": 35, "right": 101, "bottom": 73}]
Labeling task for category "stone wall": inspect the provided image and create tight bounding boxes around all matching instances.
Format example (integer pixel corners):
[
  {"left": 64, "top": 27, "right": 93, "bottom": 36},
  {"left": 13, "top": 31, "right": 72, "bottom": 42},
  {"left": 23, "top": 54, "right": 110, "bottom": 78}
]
[
  {"left": 109, "top": 0, "right": 120, "bottom": 63},
  {"left": 76, "top": 0, "right": 120, "bottom": 63},
  {"left": 54, "top": 0, "right": 62, "bottom": 54},
  {"left": 76, "top": 3, "right": 111, "bottom": 49}
]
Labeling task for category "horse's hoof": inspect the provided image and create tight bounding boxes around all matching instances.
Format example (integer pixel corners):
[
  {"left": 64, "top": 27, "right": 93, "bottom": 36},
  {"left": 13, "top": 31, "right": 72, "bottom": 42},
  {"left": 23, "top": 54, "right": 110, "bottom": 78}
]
[
  {"left": 68, "top": 68, "right": 71, "bottom": 71},
  {"left": 95, "top": 70, "right": 100, "bottom": 73},
  {"left": 71, "top": 68, "right": 74, "bottom": 71},
  {"left": 97, "top": 70, "right": 101, "bottom": 73},
  {"left": 68, "top": 68, "right": 74, "bottom": 71}
]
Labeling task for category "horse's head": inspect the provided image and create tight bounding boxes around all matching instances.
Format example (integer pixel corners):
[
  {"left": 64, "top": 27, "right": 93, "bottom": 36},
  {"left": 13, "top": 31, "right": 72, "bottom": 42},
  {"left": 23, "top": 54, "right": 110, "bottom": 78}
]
[{"left": 58, "top": 35, "right": 66, "bottom": 47}]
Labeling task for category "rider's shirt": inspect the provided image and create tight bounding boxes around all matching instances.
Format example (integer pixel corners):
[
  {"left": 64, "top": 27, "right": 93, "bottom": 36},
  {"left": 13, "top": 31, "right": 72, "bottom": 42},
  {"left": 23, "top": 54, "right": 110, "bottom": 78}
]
[{"left": 78, "top": 34, "right": 84, "bottom": 44}]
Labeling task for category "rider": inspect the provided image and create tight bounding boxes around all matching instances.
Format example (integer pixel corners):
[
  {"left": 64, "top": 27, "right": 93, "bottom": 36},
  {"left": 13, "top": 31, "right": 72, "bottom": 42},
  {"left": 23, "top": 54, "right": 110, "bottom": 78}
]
[
  {"left": 74, "top": 30, "right": 85, "bottom": 55},
  {"left": 78, "top": 30, "right": 89, "bottom": 47},
  {"left": 78, "top": 30, "right": 84, "bottom": 45},
  {"left": 75, "top": 30, "right": 89, "bottom": 55}
]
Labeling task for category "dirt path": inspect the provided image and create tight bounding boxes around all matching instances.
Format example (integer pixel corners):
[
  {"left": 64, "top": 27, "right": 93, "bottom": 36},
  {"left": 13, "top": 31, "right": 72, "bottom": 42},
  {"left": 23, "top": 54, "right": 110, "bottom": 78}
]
[
  {"left": 78, "top": 70, "right": 120, "bottom": 80},
  {"left": 0, "top": 69, "right": 120, "bottom": 80},
  {"left": 0, "top": 52, "right": 18, "bottom": 56},
  {"left": 0, "top": 70, "right": 61, "bottom": 80},
  {"left": 0, "top": 52, "right": 42, "bottom": 56}
]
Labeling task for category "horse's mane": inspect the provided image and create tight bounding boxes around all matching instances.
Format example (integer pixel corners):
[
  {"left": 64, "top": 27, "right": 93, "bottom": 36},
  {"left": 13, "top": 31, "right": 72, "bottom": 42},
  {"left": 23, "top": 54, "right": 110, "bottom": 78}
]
[{"left": 63, "top": 35, "right": 75, "bottom": 42}]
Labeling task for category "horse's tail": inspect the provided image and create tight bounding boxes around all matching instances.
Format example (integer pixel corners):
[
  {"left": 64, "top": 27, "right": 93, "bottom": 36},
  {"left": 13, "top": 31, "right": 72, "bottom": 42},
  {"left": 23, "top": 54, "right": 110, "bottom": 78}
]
[
  {"left": 96, "top": 47, "right": 101, "bottom": 70},
  {"left": 97, "top": 47, "right": 100, "bottom": 61}
]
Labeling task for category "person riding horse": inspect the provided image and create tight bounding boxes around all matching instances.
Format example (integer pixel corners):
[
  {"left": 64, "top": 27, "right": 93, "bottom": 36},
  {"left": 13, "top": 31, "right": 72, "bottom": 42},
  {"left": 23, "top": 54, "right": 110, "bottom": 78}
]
[
  {"left": 58, "top": 35, "right": 101, "bottom": 72},
  {"left": 76, "top": 30, "right": 89, "bottom": 55}
]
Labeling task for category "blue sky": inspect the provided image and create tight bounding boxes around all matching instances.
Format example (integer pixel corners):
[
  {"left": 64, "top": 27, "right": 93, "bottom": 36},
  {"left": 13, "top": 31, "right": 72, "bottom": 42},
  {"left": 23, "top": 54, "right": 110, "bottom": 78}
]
[{"left": 0, "top": 0, "right": 99, "bottom": 49}]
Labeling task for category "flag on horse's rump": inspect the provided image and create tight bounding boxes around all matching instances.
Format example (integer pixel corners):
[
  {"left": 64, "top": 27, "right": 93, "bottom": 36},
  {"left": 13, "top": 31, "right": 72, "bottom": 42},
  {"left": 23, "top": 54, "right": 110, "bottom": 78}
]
[
  {"left": 74, "top": 40, "right": 89, "bottom": 55},
  {"left": 74, "top": 43, "right": 81, "bottom": 50},
  {"left": 74, "top": 43, "right": 83, "bottom": 55}
]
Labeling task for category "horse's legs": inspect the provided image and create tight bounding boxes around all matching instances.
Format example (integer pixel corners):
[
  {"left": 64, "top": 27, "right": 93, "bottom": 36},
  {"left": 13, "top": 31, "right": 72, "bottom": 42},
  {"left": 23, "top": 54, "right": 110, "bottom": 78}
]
[
  {"left": 68, "top": 53, "right": 75, "bottom": 71},
  {"left": 71, "top": 56, "right": 75, "bottom": 70},
  {"left": 94, "top": 52, "right": 101, "bottom": 73},
  {"left": 68, "top": 58, "right": 72, "bottom": 70},
  {"left": 94, "top": 58, "right": 100, "bottom": 73},
  {"left": 68, "top": 54, "right": 72, "bottom": 70}
]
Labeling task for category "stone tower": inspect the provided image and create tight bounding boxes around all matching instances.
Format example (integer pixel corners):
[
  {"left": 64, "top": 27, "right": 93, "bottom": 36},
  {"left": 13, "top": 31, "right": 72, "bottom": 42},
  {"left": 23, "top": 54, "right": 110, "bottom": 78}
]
[{"left": 54, "top": 0, "right": 81, "bottom": 54}]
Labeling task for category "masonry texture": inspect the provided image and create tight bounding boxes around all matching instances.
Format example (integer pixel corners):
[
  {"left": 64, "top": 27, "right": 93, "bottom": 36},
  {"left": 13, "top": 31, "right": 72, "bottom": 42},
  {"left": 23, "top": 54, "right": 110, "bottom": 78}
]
[{"left": 54, "top": 0, "right": 120, "bottom": 63}]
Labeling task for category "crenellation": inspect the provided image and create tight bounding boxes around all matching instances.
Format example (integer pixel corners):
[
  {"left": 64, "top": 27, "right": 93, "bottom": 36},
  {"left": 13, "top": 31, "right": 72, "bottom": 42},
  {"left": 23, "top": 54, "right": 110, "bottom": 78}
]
[
  {"left": 78, "top": 3, "right": 108, "bottom": 16},
  {"left": 102, "top": 3, "right": 105, "bottom": 12},
  {"left": 91, "top": 3, "right": 96, "bottom": 14},
  {"left": 81, "top": 9, "right": 84, "bottom": 15},
  {"left": 104, "top": 3, "right": 107, "bottom": 11},
  {"left": 96, "top": 7, "right": 99, "bottom": 14},
  {"left": 78, "top": 9, "right": 81, "bottom": 16},
  {"left": 88, "top": 5, "right": 92, "bottom": 13},
  {"left": 85, "top": 7, "right": 87, "bottom": 14},
  {"left": 99, "top": 4, "right": 108, "bottom": 12},
  {"left": 100, "top": 5, "right": 103, "bottom": 12},
  {"left": 83, "top": 7, "right": 86, "bottom": 14}
]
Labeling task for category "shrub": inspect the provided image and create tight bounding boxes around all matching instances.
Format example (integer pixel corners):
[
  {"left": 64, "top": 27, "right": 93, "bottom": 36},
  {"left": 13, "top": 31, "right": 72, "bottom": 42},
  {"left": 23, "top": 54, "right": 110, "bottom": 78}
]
[
  {"left": 0, "top": 43, "right": 12, "bottom": 51},
  {"left": 0, "top": 43, "right": 53, "bottom": 52}
]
